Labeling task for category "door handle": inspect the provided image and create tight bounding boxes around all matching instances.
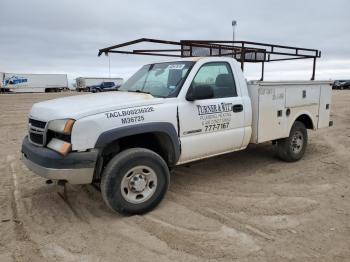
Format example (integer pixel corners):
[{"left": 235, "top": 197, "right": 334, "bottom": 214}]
[{"left": 232, "top": 104, "right": 243, "bottom": 113}]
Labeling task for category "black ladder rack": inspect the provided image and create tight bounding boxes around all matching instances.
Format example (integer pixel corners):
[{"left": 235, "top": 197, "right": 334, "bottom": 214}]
[{"left": 98, "top": 38, "right": 321, "bottom": 80}]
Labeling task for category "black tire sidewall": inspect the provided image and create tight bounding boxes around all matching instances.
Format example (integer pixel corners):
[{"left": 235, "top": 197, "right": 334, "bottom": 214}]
[
  {"left": 101, "top": 148, "right": 170, "bottom": 214},
  {"left": 277, "top": 121, "right": 308, "bottom": 162},
  {"left": 284, "top": 121, "right": 308, "bottom": 161}
]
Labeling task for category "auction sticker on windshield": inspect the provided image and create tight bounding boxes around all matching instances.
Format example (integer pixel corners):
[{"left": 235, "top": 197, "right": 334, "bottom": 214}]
[{"left": 167, "top": 64, "right": 186, "bottom": 70}]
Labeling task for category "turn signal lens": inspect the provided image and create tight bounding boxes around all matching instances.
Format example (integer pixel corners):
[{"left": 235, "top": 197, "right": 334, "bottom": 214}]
[
  {"left": 47, "top": 138, "right": 72, "bottom": 156},
  {"left": 63, "top": 119, "right": 75, "bottom": 134}
]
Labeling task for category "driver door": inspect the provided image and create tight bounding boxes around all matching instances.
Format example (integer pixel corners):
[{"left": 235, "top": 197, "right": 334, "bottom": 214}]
[{"left": 178, "top": 62, "right": 245, "bottom": 162}]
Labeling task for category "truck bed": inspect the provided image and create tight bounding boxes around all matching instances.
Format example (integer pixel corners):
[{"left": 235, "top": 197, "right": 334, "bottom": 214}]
[{"left": 247, "top": 80, "right": 332, "bottom": 144}]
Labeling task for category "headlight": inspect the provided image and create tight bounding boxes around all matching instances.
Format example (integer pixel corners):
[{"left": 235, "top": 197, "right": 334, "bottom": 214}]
[
  {"left": 48, "top": 119, "right": 75, "bottom": 134},
  {"left": 47, "top": 138, "right": 72, "bottom": 156}
]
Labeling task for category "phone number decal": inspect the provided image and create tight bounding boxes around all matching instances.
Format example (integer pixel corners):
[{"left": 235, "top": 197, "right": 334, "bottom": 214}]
[{"left": 205, "top": 122, "right": 229, "bottom": 132}]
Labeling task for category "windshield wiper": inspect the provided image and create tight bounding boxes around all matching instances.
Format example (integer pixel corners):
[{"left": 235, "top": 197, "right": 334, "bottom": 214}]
[{"left": 127, "top": 89, "right": 151, "bottom": 95}]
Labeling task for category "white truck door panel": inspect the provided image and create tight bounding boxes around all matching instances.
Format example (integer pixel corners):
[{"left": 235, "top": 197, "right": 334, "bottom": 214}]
[
  {"left": 178, "top": 61, "right": 245, "bottom": 162},
  {"left": 179, "top": 97, "right": 245, "bottom": 162}
]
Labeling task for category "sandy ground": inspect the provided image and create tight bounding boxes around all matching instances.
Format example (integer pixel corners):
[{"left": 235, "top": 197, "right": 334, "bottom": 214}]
[{"left": 0, "top": 91, "right": 349, "bottom": 262}]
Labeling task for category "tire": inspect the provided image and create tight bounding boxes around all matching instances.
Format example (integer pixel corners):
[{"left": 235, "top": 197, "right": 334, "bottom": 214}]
[
  {"left": 276, "top": 121, "right": 308, "bottom": 162},
  {"left": 101, "top": 148, "right": 170, "bottom": 215}
]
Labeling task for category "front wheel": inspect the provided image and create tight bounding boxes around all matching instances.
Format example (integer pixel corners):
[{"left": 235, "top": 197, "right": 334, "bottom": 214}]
[
  {"left": 101, "top": 148, "right": 170, "bottom": 215},
  {"left": 276, "top": 121, "right": 308, "bottom": 162}
]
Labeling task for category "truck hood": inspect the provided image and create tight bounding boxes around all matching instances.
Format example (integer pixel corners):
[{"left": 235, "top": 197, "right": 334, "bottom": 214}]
[{"left": 29, "top": 91, "right": 163, "bottom": 121}]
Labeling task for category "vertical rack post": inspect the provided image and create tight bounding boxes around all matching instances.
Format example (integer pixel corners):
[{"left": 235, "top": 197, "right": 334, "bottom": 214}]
[
  {"left": 260, "top": 62, "right": 265, "bottom": 81},
  {"left": 311, "top": 57, "right": 316, "bottom": 80},
  {"left": 180, "top": 41, "right": 184, "bottom": 57},
  {"left": 241, "top": 43, "right": 245, "bottom": 71},
  {"left": 260, "top": 51, "right": 267, "bottom": 81}
]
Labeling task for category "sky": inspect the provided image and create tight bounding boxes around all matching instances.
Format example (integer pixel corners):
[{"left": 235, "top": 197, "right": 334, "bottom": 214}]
[{"left": 0, "top": 0, "right": 349, "bottom": 86}]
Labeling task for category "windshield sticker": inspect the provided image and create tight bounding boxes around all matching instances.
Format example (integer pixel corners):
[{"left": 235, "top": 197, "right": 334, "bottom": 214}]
[
  {"left": 105, "top": 106, "right": 154, "bottom": 124},
  {"left": 167, "top": 64, "right": 185, "bottom": 70}
]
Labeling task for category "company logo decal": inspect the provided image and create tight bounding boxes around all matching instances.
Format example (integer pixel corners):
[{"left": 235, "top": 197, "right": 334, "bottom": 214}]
[
  {"left": 3, "top": 76, "right": 28, "bottom": 86},
  {"left": 197, "top": 102, "right": 233, "bottom": 115},
  {"left": 184, "top": 102, "right": 234, "bottom": 134}
]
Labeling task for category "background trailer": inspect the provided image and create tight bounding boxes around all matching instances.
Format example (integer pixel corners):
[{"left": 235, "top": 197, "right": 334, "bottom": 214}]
[{"left": 1, "top": 73, "right": 68, "bottom": 93}]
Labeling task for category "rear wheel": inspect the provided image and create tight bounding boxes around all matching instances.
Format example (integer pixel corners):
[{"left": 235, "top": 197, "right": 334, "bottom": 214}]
[
  {"left": 276, "top": 121, "right": 308, "bottom": 162},
  {"left": 101, "top": 148, "right": 170, "bottom": 214}
]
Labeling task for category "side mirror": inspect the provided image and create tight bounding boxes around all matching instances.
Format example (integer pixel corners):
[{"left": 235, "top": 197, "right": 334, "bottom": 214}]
[{"left": 186, "top": 85, "right": 214, "bottom": 101}]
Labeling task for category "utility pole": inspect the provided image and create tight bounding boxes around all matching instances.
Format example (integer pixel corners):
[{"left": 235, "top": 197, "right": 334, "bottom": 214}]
[
  {"left": 232, "top": 20, "right": 237, "bottom": 44},
  {"left": 232, "top": 20, "right": 237, "bottom": 59}
]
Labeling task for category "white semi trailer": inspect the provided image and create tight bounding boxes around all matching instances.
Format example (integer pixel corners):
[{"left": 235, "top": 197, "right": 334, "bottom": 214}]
[
  {"left": 76, "top": 77, "right": 123, "bottom": 92},
  {"left": 0, "top": 73, "right": 4, "bottom": 89},
  {"left": 1, "top": 73, "right": 68, "bottom": 93}
]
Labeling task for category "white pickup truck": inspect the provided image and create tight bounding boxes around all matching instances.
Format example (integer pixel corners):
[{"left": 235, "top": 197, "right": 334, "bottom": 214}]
[{"left": 21, "top": 40, "right": 333, "bottom": 214}]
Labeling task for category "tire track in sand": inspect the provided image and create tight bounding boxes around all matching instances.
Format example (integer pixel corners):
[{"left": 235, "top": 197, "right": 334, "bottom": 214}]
[{"left": 7, "top": 154, "right": 44, "bottom": 260}]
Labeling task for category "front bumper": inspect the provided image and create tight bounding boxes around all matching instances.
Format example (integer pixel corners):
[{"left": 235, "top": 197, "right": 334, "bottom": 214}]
[{"left": 21, "top": 136, "right": 98, "bottom": 184}]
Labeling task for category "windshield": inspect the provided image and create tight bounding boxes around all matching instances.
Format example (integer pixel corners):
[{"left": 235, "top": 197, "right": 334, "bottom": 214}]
[{"left": 119, "top": 61, "right": 194, "bottom": 98}]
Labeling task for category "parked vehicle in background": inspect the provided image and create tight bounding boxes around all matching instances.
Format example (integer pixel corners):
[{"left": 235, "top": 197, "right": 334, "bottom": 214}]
[
  {"left": 333, "top": 80, "right": 350, "bottom": 90},
  {"left": 0, "top": 73, "right": 68, "bottom": 93},
  {"left": 90, "top": 81, "right": 120, "bottom": 93},
  {"left": 76, "top": 77, "right": 123, "bottom": 92}
]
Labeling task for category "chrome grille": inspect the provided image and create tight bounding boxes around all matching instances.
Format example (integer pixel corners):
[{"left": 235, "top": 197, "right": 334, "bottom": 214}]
[
  {"left": 28, "top": 118, "right": 47, "bottom": 146},
  {"left": 29, "top": 118, "right": 46, "bottom": 129}
]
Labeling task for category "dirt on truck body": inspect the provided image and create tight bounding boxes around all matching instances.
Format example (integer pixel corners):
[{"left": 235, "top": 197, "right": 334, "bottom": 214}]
[{"left": 0, "top": 91, "right": 349, "bottom": 261}]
